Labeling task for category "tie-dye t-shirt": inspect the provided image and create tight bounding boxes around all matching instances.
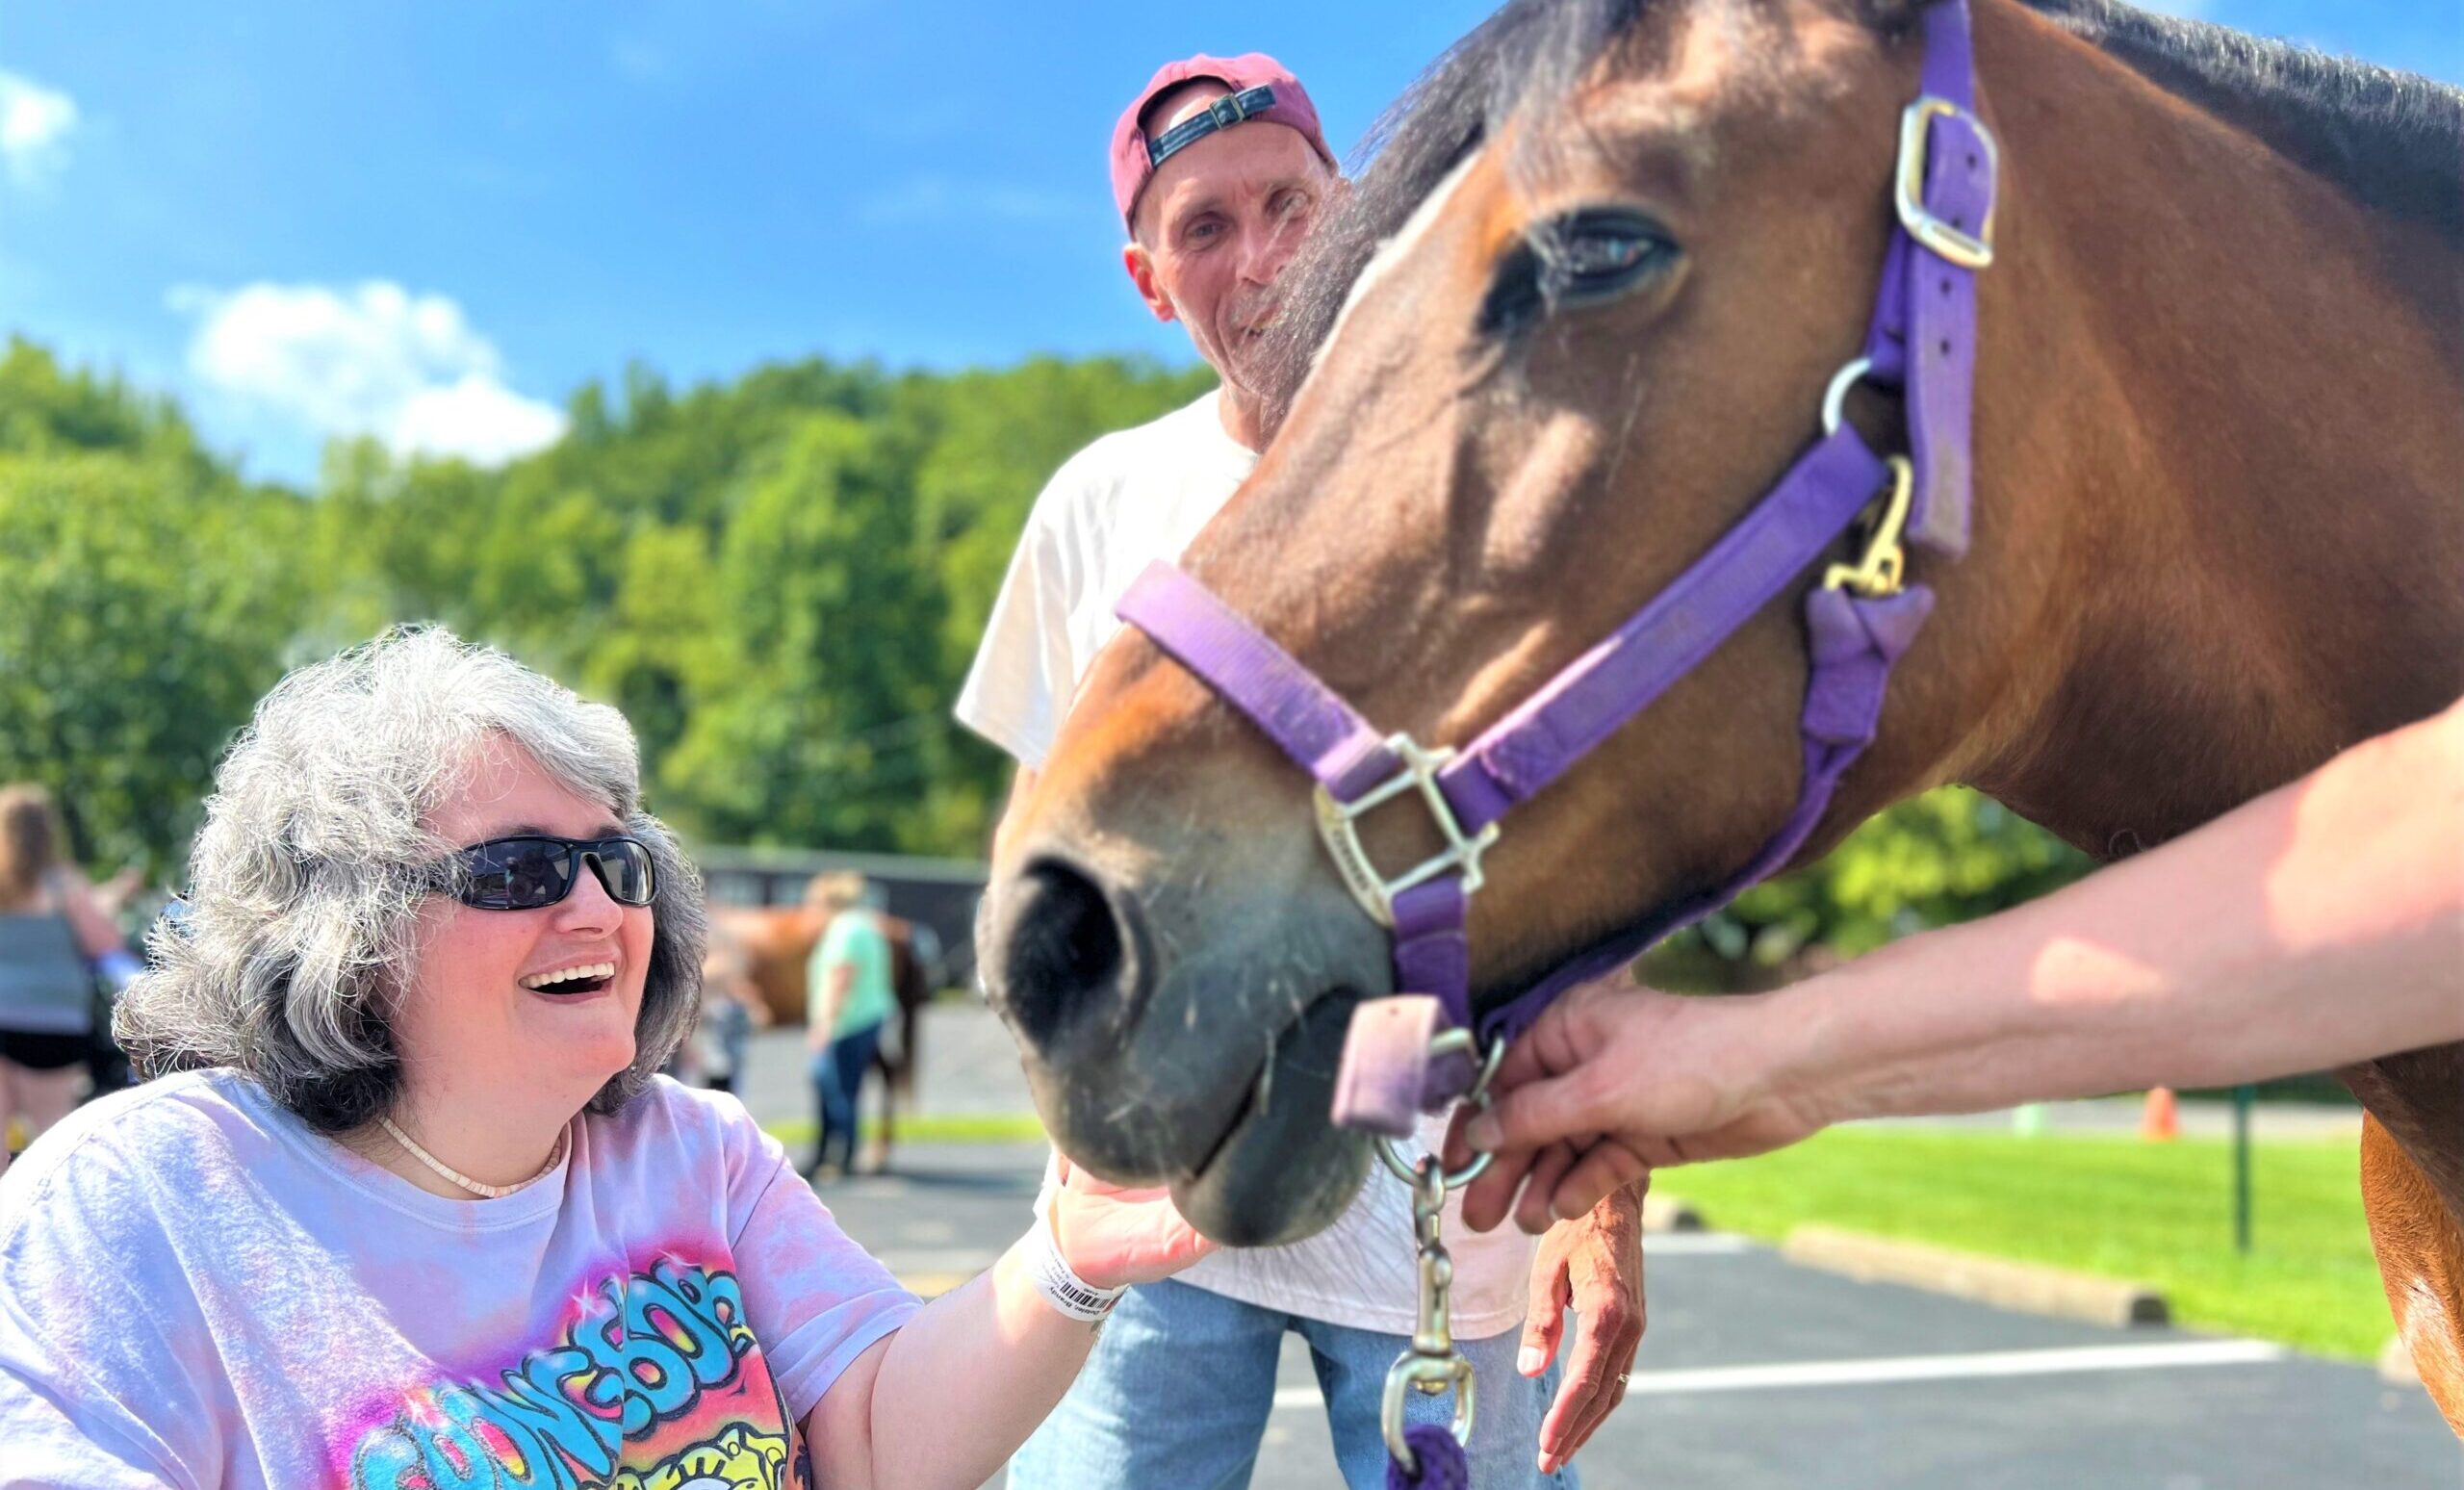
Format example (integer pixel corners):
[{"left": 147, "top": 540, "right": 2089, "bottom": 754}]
[{"left": 0, "top": 1069, "right": 920, "bottom": 1489}]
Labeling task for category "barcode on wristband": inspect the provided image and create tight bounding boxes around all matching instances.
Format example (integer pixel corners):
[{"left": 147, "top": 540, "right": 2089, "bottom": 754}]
[{"left": 1025, "top": 1218, "right": 1126, "bottom": 1323}]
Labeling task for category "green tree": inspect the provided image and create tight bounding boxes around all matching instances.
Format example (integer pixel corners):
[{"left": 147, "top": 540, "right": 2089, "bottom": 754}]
[
  {"left": 0, "top": 450, "right": 307, "bottom": 875},
  {"left": 0, "top": 337, "right": 211, "bottom": 478},
  {"left": 6, "top": 334, "right": 2101, "bottom": 961},
  {"left": 656, "top": 409, "right": 948, "bottom": 850},
  {"left": 1660, "top": 786, "right": 2094, "bottom": 986}
]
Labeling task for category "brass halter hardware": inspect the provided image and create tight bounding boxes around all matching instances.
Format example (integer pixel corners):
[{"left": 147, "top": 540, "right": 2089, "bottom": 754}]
[
  {"left": 1311, "top": 732, "right": 1501, "bottom": 929},
  {"left": 1381, "top": 1154, "right": 1478, "bottom": 1473},
  {"left": 1895, "top": 97, "right": 1998, "bottom": 270},
  {"left": 1374, "top": 1032, "right": 1504, "bottom": 1473},
  {"left": 1822, "top": 455, "right": 1915, "bottom": 599}
]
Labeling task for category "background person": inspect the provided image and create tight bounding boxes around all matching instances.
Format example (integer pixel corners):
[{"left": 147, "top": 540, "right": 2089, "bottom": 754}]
[
  {"left": 0, "top": 627, "right": 1212, "bottom": 1487},
  {"left": 1448, "top": 698, "right": 2464, "bottom": 1232},
  {"left": 957, "top": 53, "right": 1640, "bottom": 1488},
  {"left": 0, "top": 784, "right": 140, "bottom": 1175},
  {"left": 805, "top": 870, "right": 896, "bottom": 1180},
  {"left": 697, "top": 912, "right": 772, "bottom": 1096}
]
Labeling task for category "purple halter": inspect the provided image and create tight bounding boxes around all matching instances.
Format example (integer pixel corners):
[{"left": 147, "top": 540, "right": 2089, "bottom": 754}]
[{"left": 1117, "top": 0, "right": 1995, "bottom": 1130}]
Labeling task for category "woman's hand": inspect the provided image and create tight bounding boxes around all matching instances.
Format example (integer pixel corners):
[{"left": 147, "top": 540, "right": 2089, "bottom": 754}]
[
  {"left": 1044, "top": 1152, "right": 1217, "bottom": 1290},
  {"left": 1446, "top": 978, "right": 1832, "bottom": 1233}
]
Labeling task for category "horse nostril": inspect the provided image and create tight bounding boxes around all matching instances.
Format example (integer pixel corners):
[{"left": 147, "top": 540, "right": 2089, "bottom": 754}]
[{"left": 995, "top": 857, "right": 1141, "bottom": 1058}]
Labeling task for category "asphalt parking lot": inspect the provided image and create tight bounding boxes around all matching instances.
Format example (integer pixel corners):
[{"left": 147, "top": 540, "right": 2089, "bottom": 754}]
[
  {"left": 745, "top": 1015, "right": 2457, "bottom": 1488},
  {"left": 813, "top": 1143, "right": 2458, "bottom": 1490}
]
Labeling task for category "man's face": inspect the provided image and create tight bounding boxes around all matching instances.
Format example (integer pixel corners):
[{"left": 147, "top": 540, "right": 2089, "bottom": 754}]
[{"left": 1125, "top": 86, "right": 1334, "bottom": 397}]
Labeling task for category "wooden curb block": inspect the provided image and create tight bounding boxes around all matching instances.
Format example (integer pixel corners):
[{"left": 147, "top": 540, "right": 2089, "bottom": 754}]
[
  {"left": 1782, "top": 1225, "right": 2169, "bottom": 1328},
  {"left": 1642, "top": 1192, "right": 1707, "bottom": 1233}
]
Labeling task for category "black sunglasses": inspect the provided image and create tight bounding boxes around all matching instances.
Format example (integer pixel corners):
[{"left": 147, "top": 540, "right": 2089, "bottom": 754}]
[{"left": 448, "top": 835, "right": 657, "bottom": 912}]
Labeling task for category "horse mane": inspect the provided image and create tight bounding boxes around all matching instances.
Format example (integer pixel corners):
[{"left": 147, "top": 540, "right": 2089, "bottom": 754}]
[
  {"left": 1262, "top": 0, "right": 2462, "bottom": 422},
  {"left": 2024, "top": 0, "right": 2464, "bottom": 244},
  {"left": 1261, "top": 0, "right": 1646, "bottom": 420}
]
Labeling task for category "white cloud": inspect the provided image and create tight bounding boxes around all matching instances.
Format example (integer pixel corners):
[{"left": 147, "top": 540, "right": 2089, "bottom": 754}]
[
  {"left": 0, "top": 70, "right": 78, "bottom": 186},
  {"left": 391, "top": 373, "right": 571, "bottom": 467},
  {"left": 170, "top": 280, "right": 568, "bottom": 466}
]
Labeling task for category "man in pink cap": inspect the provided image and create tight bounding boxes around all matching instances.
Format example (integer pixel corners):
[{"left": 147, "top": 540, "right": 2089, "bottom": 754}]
[{"left": 956, "top": 53, "right": 1643, "bottom": 1489}]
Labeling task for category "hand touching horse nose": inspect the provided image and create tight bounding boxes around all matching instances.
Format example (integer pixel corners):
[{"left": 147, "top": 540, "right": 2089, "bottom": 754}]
[
  {"left": 1443, "top": 978, "right": 1832, "bottom": 1235},
  {"left": 1045, "top": 1150, "right": 1218, "bottom": 1289}
]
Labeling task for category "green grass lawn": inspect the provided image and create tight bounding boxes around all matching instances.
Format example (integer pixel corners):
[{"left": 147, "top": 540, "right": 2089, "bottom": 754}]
[
  {"left": 1663, "top": 1127, "right": 2392, "bottom": 1360},
  {"left": 761, "top": 1112, "right": 1046, "bottom": 1147}
]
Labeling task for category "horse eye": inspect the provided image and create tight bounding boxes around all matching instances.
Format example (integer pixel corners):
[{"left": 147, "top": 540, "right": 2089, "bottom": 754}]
[
  {"left": 1479, "top": 207, "right": 1674, "bottom": 337},
  {"left": 1562, "top": 226, "right": 1653, "bottom": 279},
  {"left": 1541, "top": 208, "right": 1673, "bottom": 306}
]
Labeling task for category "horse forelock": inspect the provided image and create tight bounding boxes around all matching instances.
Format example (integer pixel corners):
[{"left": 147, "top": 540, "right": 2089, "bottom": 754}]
[
  {"left": 1308, "top": 150, "right": 1488, "bottom": 385},
  {"left": 1261, "top": 0, "right": 1917, "bottom": 434},
  {"left": 1261, "top": 0, "right": 1664, "bottom": 428}
]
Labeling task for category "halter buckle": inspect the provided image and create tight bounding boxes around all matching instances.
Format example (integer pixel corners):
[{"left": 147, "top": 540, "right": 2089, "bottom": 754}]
[
  {"left": 1895, "top": 96, "right": 1997, "bottom": 270},
  {"left": 1312, "top": 733, "right": 1500, "bottom": 929},
  {"left": 1823, "top": 455, "right": 1915, "bottom": 599}
]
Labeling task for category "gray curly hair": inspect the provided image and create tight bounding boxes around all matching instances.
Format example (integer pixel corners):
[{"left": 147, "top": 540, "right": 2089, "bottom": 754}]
[{"left": 117, "top": 626, "right": 706, "bottom": 1133}]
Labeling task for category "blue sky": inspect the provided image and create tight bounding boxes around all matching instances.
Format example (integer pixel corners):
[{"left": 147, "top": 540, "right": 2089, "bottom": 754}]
[{"left": 4, "top": 1, "right": 2453, "bottom": 484}]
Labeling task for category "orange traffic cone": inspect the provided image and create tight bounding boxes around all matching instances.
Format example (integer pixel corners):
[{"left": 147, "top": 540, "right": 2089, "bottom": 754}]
[{"left": 2140, "top": 1087, "right": 2178, "bottom": 1142}]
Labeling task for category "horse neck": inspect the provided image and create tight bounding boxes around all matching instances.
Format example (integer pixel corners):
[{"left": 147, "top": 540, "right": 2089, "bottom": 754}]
[{"left": 1952, "top": 2, "right": 2464, "bottom": 856}]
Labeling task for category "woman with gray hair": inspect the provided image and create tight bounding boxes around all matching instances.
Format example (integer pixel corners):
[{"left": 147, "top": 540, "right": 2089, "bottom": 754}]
[{"left": 0, "top": 627, "right": 1210, "bottom": 1489}]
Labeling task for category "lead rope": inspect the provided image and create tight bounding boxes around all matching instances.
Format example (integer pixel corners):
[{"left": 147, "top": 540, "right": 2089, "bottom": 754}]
[{"left": 1380, "top": 1038, "right": 1504, "bottom": 1489}]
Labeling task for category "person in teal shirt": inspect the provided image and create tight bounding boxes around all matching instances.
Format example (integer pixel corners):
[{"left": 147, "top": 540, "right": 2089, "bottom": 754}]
[{"left": 805, "top": 872, "right": 895, "bottom": 1179}]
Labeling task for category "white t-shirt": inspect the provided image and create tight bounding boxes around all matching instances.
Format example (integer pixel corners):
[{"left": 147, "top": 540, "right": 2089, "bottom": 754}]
[
  {"left": 956, "top": 391, "right": 1533, "bottom": 1340},
  {"left": 0, "top": 1070, "right": 919, "bottom": 1489}
]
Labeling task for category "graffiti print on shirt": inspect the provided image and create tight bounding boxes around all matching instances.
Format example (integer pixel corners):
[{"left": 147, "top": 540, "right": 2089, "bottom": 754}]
[{"left": 347, "top": 1256, "right": 812, "bottom": 1490}]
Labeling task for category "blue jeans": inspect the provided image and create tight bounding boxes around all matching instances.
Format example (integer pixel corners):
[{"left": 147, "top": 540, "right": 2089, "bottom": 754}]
[
  {"left": 1009, "top": 1277, "right": 1578, "bottom": 1490},
  {"left": 808, "top": 1020, "right": 883, "bottom": 1172}
]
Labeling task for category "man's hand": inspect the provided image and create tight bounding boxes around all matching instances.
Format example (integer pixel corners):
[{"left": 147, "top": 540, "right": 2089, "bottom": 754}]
[
  {"left": 1519, "top": 1182, "right": 1646, "bottom": 1475},
  {"left": 1444, "top": 978, "right": 1828, "bottom": 1232}
]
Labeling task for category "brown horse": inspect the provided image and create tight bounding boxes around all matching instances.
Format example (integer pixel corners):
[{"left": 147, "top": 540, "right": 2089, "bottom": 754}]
[
  {"left": 978, "top": 0, "right": 2464, "bottom": 1426},
  {"left": 709, "top": 904, "right": 934, "bottom": 1164}
]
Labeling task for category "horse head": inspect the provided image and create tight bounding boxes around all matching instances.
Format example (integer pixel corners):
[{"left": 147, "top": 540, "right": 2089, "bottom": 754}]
[{"left": 981, "top": 0, "right": 2464, "bottom": 1246}]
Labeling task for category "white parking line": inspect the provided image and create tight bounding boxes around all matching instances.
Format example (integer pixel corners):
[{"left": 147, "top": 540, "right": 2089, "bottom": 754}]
[
  {"left": 1269, "top": 1340, "right": 2285, "bottom": 1409},
  {"left": 1615, "top": 1340, "right": 2289, "bottom": 1395}
]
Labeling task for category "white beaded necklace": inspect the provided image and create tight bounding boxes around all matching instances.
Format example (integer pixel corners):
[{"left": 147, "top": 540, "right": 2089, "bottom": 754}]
[{"left": 379, "top": 1116, "right": 567, "bottom": 1199}]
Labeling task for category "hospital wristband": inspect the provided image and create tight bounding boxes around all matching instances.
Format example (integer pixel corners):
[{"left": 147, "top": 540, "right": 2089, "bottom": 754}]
[{"left": 1023, "top": 1196, "right": 1126, "bottom": 1323}]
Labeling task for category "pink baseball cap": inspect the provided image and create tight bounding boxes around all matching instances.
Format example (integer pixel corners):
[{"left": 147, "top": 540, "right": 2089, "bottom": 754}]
[{"left": 1110, "top": 52, "right": 1336, "bottom": 232}]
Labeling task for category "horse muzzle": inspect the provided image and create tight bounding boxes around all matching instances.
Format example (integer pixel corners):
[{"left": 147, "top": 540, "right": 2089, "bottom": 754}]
[{"left": 982, "top": 839, "right": 1384, "bottom": 1245}]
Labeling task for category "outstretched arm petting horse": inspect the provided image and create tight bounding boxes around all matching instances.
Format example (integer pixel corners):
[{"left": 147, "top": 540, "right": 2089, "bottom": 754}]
[{"left": 1447, "top": 698, "right": 2464, "bottom": 1228}]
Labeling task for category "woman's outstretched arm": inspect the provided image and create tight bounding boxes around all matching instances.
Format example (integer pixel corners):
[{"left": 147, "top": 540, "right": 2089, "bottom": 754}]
[{"left": 804, "top": 1156, "right": 1212, "bottom": 1489}]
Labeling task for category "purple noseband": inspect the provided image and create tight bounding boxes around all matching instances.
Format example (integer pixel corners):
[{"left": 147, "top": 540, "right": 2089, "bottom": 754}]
[{"left": 1116, "top": 0, "right": 1995, "bottom": 1131}]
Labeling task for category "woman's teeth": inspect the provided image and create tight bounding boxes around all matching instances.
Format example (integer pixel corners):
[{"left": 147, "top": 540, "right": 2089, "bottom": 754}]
[{"left": 521, "top": 962, "right": 615, "bottom": 991}]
